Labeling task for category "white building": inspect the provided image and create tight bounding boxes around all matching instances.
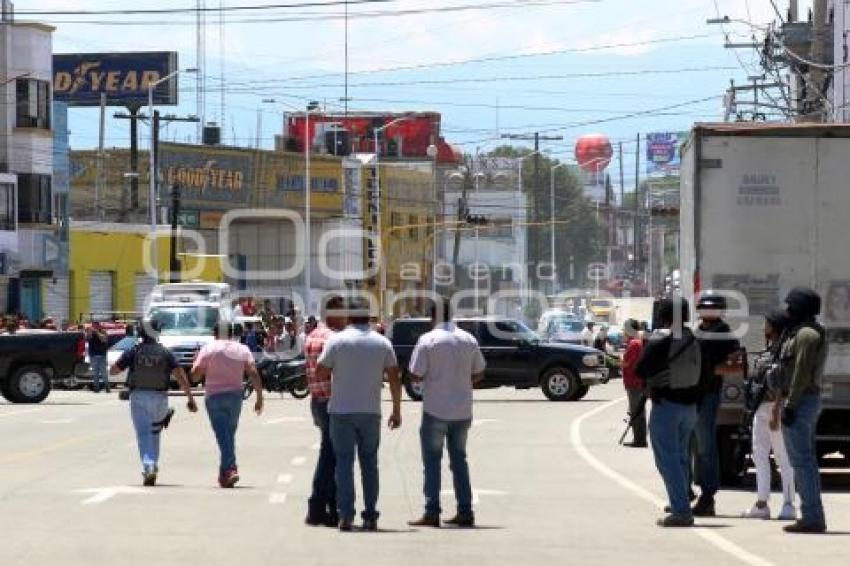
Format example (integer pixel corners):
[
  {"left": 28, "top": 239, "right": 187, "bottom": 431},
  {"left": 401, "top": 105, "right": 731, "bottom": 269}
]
[{"left": 0, "top": 2, "right": 56, "bottom": 319}]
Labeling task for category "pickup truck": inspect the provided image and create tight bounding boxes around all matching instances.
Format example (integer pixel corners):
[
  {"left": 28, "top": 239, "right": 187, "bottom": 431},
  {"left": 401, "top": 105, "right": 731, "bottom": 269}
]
[
  {"left": 0, "top": 331, "right": 86, "bottom": 403},
  {"left": 390, "top": 317, "right": 609, "bottom": 401}
]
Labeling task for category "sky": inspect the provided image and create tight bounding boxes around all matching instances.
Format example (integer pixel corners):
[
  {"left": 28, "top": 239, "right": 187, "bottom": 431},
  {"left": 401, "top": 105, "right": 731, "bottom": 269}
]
[{"left": 15, "top": 0, "right": 813, "bottom": 188}]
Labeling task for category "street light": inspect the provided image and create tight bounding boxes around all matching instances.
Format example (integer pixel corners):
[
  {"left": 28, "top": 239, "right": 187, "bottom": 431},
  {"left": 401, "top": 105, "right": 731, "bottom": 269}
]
[
  {"left": 148, "top": 67, "right": 197, "bottom": 280},
  {"left": 374, "top": 116, "right": 412, "bottom": 315},
  {"left": 549, "top": 162, "right": 568, "bottom": 294},
  {"left": 426, "top": 143, "right": 439, "bottom": 295},
  {"left": 472, "top": 171, "right": 485, "bottom": 313}
]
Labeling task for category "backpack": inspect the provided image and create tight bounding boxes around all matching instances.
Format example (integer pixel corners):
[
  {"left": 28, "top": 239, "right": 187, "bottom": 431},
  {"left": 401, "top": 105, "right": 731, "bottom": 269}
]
[
  {"left": 127, "top": 342, "right": 172, "bottom": 391},
  {"left": 646, "top": 330, "right": 701, "bottom": 390}
]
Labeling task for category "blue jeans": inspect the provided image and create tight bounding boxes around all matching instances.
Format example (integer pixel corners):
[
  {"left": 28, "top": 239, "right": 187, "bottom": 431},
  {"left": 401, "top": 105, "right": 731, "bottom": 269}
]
[
  {"left": 420, "top": 412, "right": 473, "bottom": 518},
  {"left": 308, "top": 399, "right": 336, "bottom": 518},
  {"left": 205, "top": 391, "right": 243, "bottom": 474},
  {"left": 330, "top": 413, "right": 381, "bottom": 522},
  {"left": 695, "top": 391, "right": 721, "bottom": 500},
  {"left": 129, "top": 390, "right": 169, "bottom": 473},
  {"left": 650, "top": 399, "right": 698, "bottom": 516},
  {"left": 783, "top": 393, "right": 826, "bottom": 526},
  {"left": 90, "top": 355, "right": 109, "bottom": 391}
]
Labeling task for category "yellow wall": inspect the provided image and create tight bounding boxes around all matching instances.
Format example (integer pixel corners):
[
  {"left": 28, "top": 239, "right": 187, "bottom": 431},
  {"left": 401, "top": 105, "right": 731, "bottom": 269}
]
[{"left": 69, "top": 228, "right": 223, "bottom": 321}]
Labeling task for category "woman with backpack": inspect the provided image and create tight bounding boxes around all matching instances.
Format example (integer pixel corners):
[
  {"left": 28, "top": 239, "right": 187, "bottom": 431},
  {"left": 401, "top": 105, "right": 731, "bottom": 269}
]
[{"left": 743, "top": 310, "right": 796, "bottom": 521}]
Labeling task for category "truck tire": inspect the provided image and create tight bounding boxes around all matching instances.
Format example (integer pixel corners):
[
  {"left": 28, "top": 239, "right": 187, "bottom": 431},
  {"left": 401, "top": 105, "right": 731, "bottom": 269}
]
[
  {"left": 574, "top": 385, "right": 590, "bottom": 400},
  {"left": 7, "top": 365, "right": 51, "bottom": 404},
  {"left": 718, "top": 426, "right": 747, "bottom": 486},
  {"left": 541, "top": 367, "right": 580, "bottom": 401},
  {"left": 403, "top": 373, "right": 423, "bottom": 402},
  {"left": 1, "top": 379, "right": 14, "bottom": 401}
]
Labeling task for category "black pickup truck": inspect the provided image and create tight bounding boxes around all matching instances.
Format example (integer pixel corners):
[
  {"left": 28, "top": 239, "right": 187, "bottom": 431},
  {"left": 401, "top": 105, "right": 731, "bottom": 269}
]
[
  {"left": 390, "top": 317, "right": 609, "bottom": 401},
  {"left": 0, "top": 331, "right": 86, "bottom": 403}
]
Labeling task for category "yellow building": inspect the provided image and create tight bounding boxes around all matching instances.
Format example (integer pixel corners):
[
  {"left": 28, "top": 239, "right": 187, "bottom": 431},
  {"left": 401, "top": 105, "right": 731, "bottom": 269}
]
[{"left": 68, "top": 222, "right": 223, "bottom": 322}]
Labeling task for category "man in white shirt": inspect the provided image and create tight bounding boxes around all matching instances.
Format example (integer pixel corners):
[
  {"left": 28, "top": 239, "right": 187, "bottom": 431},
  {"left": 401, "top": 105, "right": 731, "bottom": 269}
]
[{"left": 407, "top": 298, "right": 485, "bottom": 529}]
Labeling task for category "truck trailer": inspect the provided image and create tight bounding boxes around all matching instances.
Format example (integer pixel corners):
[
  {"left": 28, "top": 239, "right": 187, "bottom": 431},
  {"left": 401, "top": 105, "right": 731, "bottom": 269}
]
[{"left": 679, "top": 123, "right": 850, "bottom": 483}]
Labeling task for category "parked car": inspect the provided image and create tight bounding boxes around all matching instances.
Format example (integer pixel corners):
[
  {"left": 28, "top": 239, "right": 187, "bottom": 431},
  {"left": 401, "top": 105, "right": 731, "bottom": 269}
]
[
  {"left": 540, "top": 316, "right": 586, "bottom": 344},
  {"left": 0, "top": 331, "right": 86, "bottom": 403},
  {"left": 588, "top": 298, "right": 615, "bottom": 320},
  {"left": 390, "top": 317, "right": 609, "bottom": 402}
]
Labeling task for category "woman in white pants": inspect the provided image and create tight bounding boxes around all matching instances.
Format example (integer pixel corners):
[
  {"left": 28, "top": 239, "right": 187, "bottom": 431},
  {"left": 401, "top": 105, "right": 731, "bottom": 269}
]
[{"left": 744, "top": 311, "right": 796, "bottom": 520}]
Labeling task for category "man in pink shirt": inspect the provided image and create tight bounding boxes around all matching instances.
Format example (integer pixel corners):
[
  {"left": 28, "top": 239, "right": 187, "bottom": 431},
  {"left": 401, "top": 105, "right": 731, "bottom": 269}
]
[{"left": 192, "top": 322, "right": 264, "bottom": 487}]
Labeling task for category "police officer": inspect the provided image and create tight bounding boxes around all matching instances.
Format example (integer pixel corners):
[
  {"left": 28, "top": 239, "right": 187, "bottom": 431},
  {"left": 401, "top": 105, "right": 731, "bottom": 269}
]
[
  {"left": 111, "top": 320, "right": 197, "bottom": 486},
  {"left": 780, "top": 287, "right": 828, "bottom": 533},
  {"left": 692, "top": 291, "right": 740, "bottom": 517}
]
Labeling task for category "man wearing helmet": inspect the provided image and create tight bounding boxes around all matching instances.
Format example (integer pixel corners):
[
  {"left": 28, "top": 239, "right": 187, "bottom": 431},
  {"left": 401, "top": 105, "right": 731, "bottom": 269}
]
[
  {"left": 779, "top": 287, "right": 828, "bottom": 533},
  {"left": 691, "top": 291, "right": 740, "bottom": 517}
]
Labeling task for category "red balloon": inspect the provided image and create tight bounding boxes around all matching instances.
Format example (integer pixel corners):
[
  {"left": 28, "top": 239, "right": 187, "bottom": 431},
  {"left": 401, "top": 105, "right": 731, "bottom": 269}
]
[{"left": 575, "top": 134, "right": 613, "bottom": 173}]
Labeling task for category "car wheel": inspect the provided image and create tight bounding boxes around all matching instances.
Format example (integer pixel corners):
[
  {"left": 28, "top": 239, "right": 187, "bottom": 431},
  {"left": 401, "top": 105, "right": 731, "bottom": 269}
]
[
  {"left": 8, "top": 365, "right": 51, "bottom": 404},
  {"left": 403, "top": 374, "right": 423, "bottom": 402},
  {"left": 541, "top": 367, "right": 580, "bottom": 401}
]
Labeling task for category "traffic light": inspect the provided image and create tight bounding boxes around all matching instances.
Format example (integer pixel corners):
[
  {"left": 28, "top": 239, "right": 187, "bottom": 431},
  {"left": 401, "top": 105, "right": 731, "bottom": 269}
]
[{"left": 466, "top": 214, "right": 488, "bottom": 226}]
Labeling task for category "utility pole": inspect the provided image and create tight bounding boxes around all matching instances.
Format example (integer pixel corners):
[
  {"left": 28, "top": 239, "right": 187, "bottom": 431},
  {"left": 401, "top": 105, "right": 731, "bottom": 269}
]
[
  {"left": 169, "top": 184, "right": 182, "bottom": 283},
  {"left": 95, "top": 93, "right": 106, "bottom": 220},
  {"left": 618, "top": 142, "right": 624, "bottom": 253},
  {"left": 500, "top": 132, "right": 563, "bottom": 292},
  {"left": 810, "top": 0, "right": 829, "bottom": 122},
  {"left": 633, "top": 133, "right": 640, "bottom": 278}
]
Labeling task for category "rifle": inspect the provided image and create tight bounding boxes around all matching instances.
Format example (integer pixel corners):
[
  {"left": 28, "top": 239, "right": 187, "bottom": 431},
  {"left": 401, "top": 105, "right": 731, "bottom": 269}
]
[{"left": 618, "top": 393, "right": 648, "bottom": 445}]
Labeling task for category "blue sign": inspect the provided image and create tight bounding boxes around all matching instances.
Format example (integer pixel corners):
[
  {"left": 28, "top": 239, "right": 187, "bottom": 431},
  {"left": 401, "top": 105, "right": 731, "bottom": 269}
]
[
  {"left": 53, "top": 52, "right": 178, "bottom": 107},
  {"left": 645, "top": 132, "right": 685, "bottom": 178}
]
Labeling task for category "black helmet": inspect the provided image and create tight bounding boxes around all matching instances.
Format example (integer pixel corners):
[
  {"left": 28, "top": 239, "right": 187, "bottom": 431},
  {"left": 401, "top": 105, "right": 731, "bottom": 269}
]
[
  {"left": 765, "top": 309, "right": 791, "bottom": 334},
  {"left": 696, "top": 290, "right": 727, "bottom": 311},
  {"left": 784, "top": 287, "right": 821, "bottom": 322}
]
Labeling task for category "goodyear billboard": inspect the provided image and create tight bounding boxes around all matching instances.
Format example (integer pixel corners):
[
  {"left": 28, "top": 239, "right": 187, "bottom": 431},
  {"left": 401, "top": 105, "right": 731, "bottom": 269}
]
[{"left": 53, "top": 52, "right": 178, "bottom": 107}]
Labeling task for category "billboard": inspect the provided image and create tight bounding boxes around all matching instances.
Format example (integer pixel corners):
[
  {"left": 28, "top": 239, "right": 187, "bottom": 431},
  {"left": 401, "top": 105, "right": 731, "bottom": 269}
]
[
  {"left": 53, "top": 52, "right": 178, "bottom": 107},
  {"left": 645, "top": 132, "right": 686, "bottom": 177}
]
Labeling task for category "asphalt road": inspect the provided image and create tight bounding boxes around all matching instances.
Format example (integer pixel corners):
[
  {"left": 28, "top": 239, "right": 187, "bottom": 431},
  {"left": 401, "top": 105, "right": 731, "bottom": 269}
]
[{"left": 1, "top": 383, "right": 848, "bottom": 566}]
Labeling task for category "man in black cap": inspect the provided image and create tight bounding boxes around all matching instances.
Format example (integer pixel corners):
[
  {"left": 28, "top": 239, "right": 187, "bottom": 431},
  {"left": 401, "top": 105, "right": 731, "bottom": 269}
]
[
  {"left": 780, "top": 287, "right": 828, "bottom": 533},
  {"left": 691, "top": 291, "right": 740, "bottom": 517}
]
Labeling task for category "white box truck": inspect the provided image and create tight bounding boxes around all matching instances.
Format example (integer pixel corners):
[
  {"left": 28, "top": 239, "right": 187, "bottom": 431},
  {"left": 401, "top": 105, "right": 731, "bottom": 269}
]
[{"left": 680, "top": 123, "right": 850, "bottom": 483}]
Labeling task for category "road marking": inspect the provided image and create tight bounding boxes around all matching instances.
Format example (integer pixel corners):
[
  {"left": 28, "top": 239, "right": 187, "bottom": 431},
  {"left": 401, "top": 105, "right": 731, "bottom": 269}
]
[
  {"left": 269, "top": 492, "right": 288, "bottom": 504},
  {"left": 570, "top": 397, "right": 773, "bottom": 566},
  {"left": 310, "top": 442, "right": 320, "bottom": 451},
  {"left": 291, "top": 456, "right": 307, "bottom": 467},
  {"left": 472, "top": 418, "right": 499, "bottom": 427},
  {"left": 40, "top": 418, "right": 75, "bottom": 425},
  {"left": 264, "top": 417, "right": 305, "bottom": 425},
  {"left": 75, "top": 486, "right": 149, "bottom": 505},
  {"left": 277, "top": 473, "right": 293, "bottom": 484},
  {"left": 0, "top": 408, "right": 45, "bottom": 419},
  {"left": 441, "top": 488, "right": 507, "bottom": 505},
  {"left": 0, "top": 432, "right": 116, "bottom": 465}
]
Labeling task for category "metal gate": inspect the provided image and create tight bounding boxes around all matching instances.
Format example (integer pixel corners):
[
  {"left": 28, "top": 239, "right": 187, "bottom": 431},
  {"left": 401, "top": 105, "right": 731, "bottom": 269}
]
[
  {"left": 134, "top": 274, "right": 157, "bottom": 314},
  {"left": 43, "top": 276, "right": 70, "bottom": 323},
  {"left": 89, "top": 271, "right": 114, "bottom": 315}
]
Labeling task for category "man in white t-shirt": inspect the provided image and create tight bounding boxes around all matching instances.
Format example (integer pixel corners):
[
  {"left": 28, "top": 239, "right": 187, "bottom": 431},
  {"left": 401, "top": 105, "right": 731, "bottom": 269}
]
[{"left": 407, "top": 298, "right": 485, "bottom": 529}]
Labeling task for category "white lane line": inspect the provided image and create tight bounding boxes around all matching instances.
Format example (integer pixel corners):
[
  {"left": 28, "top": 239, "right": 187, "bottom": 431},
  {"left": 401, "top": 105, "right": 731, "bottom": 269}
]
[
  {"left": 264, "top": 417, "right": 305, "bottom": 425},
  {"left": 441, "top": 488, "right": 507, "bottom": 505},
  {"left": 269, "top": 493, "right": 288, "bottom": 505},
  {"left": 40, "top": 419, "right": 75, "bottom": 425},
  {"left": 277, "top": 473, "right": 293, "bottom": 484},
  {"left": 0, "top": 408, "right": 45, "bottom": 419},
  {"left": 570, "top": 398, "right": 773, "bottom": 566},
  {"left": 75, "top": 486, "right": 149, "bottom": 505},
  {"left": 291, "top": 456, "right": 307, "bottom": 467},
  {"left": 472, "top": 418, "right": 499, "bottom": 427}
]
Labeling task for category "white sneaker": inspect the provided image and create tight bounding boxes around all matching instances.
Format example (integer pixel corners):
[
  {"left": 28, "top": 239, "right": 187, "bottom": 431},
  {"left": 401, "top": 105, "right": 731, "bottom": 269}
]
[
  {"left": 742, "top": 502, "right": 771, "bottom": 519},
  {"left": 777, "top": 503, "right": 797, "bottom": 521}
]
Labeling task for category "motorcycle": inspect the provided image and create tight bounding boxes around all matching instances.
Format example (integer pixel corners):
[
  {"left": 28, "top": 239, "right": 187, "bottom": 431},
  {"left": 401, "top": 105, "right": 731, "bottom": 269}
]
[{"left": 243, "top": 355, "right": 309, "bottom": 400}]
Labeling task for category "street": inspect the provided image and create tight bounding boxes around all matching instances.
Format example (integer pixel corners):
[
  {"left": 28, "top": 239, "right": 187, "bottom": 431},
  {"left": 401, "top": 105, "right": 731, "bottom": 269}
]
[{"left": 1, "top": 384, "right": 848, "bottom": 566}]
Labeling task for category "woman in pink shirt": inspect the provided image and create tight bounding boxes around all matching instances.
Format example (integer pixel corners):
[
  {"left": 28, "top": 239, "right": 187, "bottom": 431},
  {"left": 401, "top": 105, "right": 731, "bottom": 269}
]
[{"left": 192, "top": 322, "right": 264, "bottom": 487}]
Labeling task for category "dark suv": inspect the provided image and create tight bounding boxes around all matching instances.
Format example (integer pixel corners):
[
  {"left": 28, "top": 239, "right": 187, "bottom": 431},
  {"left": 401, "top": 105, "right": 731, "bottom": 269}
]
[{"left": 390, "top": 317, "right": 609, "bottom": 401}]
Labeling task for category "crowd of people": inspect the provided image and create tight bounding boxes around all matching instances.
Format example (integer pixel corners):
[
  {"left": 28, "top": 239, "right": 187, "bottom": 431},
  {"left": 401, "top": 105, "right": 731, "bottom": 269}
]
[
  {"left": 112, "top": 295, "right": 482, "bottom": 533},
  {"left": 621, "top": 287, "right": 828, "bottom": 534}
]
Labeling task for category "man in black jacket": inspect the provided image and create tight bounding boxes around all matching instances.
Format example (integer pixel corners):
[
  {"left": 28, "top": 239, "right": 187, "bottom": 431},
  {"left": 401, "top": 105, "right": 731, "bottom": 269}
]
[
  {"left": 636, "top": 298, "right": 702, "bottom": 527},
  {"left": 692, "top": 292, "right": 740, "bottom": 517}
]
